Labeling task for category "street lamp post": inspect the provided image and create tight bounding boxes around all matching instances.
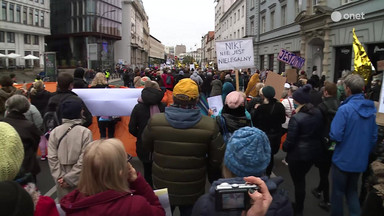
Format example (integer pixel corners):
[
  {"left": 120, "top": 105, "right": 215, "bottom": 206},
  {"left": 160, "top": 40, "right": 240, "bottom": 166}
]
[{"left": 99, "top": 9, "right": 116, "bottom": 71}]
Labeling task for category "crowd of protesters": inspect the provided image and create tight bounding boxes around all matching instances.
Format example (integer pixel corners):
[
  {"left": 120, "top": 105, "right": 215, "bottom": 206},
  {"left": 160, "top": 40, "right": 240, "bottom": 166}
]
[{"left": 0, "top": 64, "right": 383, "bottom": 216}]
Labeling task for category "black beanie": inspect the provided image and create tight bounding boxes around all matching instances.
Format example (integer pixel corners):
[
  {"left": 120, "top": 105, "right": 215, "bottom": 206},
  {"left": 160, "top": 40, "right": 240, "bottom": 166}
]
[
  {"left": 61, "top": 99, "right": 82, "bottom": 120},
  {"left": 293, "top": 84, "right": 312, "bottom": 104},
  {"left": 262, "top": 86, "right": 275, "bottom": 99},
  {"left": 0, "top": 181, "right": 34, "bottom": 216}
]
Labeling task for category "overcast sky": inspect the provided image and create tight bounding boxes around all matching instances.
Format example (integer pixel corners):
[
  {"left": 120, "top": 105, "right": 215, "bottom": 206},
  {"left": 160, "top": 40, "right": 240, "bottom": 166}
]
[{"left": 142, "top": 0, "right": 215, "bottom": 51}]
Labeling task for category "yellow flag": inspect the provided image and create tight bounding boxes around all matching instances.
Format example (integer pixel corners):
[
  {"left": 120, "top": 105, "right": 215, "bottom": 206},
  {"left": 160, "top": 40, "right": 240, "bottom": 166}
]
[{"left": 352, "top": 28, "right": 372, "bottom": 84}]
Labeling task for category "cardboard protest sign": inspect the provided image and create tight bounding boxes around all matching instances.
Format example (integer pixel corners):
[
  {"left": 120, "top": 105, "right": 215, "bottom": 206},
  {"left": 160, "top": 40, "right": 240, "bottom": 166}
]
[
  {"left": 277, "top": 49, "right": 305, "bottom": 69},
  {"left": 286, "top": 69, "right": 298, "bottom": 83},
  {"left": 216, "top": 38, "right": 255, "bottom": 71},
  {"left": 265, "top": 71, "right": 287, "bottom": 100}
]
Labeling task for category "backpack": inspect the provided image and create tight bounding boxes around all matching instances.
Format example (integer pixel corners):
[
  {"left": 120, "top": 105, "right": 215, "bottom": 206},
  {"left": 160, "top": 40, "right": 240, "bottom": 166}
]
[
  {"left": 166, "top": 75, "right": 172, "bottom": 85},
  {"left": 43, "top": 94, "right": 73, "bottom": 139},
  {"left": 43, "top": 111, "right": 60, "bottom": 139}
]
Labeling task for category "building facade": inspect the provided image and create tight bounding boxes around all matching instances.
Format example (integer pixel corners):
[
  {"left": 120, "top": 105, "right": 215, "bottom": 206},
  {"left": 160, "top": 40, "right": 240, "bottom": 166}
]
[
  {"left": 115, "top": 0, "right": 149, "bottom": 69},
  {"left": 148, "top": 35, "right": 165, "bottom": 67},
  {"left": 217, "top": 0, "right": 246, "bottom": 41},
  {"left": 244, "top": 0, "right": 384, "bottom": 81},
  {"left": 215, "top": 0, "right": 237, "bottom": 41},
  {"left": 47, "top": 0, "right": 122, "bottom": 70},
  {"left": 251, "top": 0, "right": 302, "bottom": 74},
  {"left": 201, "top": 31, "right": 215, "bottom": 69},
  {"left": 0, "top": 0, "right": 50, "bottom": 69}
]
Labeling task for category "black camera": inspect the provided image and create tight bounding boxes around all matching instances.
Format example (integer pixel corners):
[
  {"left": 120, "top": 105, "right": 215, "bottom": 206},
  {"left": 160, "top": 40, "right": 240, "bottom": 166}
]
[{"left": 215, "top": 182, "right": 260, "bottom": 211}]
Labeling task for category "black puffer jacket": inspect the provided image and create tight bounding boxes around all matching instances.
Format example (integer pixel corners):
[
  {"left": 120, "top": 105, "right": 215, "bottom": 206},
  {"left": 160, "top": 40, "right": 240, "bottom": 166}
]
[
  {"left": 252, "top": 99, "right": 286, "bottom": 154},
  {"left": 129, "top": 88, "right": 165, "bottom": 162},
  {"left": 283, "top": 103, "right": 324, "bottom": 162},
  {"left": 1, "top": 112, "right": 42, "bottom": 176},
  {"left": 30, "top": 90, "right": 52, "bottom": 116}
]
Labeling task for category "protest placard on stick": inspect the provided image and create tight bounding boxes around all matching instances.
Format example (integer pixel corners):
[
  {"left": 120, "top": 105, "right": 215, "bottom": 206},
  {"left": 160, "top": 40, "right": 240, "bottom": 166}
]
[{"left": 265, "top": 71, "right": 287, "bottom": 100}]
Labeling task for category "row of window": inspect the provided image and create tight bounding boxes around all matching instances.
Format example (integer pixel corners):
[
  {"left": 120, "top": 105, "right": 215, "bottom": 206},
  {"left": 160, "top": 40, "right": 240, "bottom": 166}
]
[
  {"left": 221, "top": 4, "right": 245, "bottom": 30},
  {"left": 29, "top": 0, "right": 44, "bottom": 4},
  {"left": 1, "top": 1, "right": 45, "bottom": 27},
  {"left": 0, "top": 31, "right": 39, "bottom": 45},
  {"left": 222, "top": 27, "right": 245, "bottom": 40},
  {"left": 24, "top": 34, "right": 39, "bottom": 45},
  {"left": 70, "top": 16, "right": 121, "bottom": 36},
  {"left": 0, "top": 31, "right": 14, "bottom": 43}
]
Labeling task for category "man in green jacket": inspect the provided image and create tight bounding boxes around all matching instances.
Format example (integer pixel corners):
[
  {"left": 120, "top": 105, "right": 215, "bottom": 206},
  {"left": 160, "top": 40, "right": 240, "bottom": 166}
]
[{"left": 142, "top": 78, "right": 225, "bottom": 216}]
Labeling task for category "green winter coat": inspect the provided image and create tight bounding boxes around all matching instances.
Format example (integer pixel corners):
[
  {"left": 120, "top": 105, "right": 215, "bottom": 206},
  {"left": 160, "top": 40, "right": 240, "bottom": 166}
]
[{"left": 142, "top": 106, "right": 225, "bottom": 206}]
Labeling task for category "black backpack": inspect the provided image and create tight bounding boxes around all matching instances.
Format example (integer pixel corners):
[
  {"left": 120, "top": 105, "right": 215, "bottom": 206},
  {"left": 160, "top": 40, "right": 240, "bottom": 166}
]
[
  {"left": 43, "top": 94, "right": 72, "bottom": 139},
  {"left": 43, "top": 111, "right": 60, "bottom": 139}
]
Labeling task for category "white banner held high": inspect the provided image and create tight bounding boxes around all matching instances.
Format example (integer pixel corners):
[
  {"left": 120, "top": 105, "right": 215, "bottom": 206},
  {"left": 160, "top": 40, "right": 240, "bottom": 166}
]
[
  {"left": 216, "top": 38, "right": 255, "bottom": 71},
  {"left": 73, "top": 88, "right": 143, "bottom": 116}
]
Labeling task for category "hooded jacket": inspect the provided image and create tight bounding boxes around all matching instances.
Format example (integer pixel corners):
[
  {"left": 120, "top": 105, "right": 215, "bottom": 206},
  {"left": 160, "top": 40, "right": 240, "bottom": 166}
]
[
  {"left": 60, "top": 173, "right": 165, "bottom": 216},
  {"left": 191, "top": 177, "right": 293, "bottom": 216},
  {"left": 283, "top": 103, "right": 324, "bottom": 162},
  {"left": 30, "top": 89, "right": 52, "bottom": 116},
  {"left": 190, "top": 71, "right": 203, "bottom": 86},
  {"left": 142, "top": 106, "right": 225, "bottom": 206},
  {"left": 211, "top": 79, "right": 223, "bottom": 97},
  {"left": 330, "top": 93, "right": 378, "bottom": 172},
  {"left": 129, "top": 87, "right": 165, "bottom": 162}
]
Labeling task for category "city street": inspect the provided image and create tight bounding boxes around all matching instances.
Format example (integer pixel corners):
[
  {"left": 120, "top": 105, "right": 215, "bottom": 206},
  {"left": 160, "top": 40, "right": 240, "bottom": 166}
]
[
  {"left": 7, "top": 77, "right": 346, "bottom": 215},
  {"left": 36, "top": 149, "right": 340, "bottom": 216}
]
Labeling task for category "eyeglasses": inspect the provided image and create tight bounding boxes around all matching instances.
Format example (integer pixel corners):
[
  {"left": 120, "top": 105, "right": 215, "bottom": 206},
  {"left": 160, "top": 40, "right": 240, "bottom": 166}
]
[{"left": 126, "top": 153, "right": 133, "bottom": 163}]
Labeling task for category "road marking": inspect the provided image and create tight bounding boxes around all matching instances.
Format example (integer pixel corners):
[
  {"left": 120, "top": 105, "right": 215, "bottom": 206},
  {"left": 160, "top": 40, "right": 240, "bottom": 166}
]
[{"left": 44, "top": 185, "right": 57, "bottom": 197}]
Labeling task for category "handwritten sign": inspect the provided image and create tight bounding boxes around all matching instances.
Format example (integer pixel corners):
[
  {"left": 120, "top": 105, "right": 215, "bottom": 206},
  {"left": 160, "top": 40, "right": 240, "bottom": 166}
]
[
  {"left": 277, "top": 49, "right": 305, "bottom": 69},
  {"left": 216, "top": 38, "right": 255, "bottom": 71}
]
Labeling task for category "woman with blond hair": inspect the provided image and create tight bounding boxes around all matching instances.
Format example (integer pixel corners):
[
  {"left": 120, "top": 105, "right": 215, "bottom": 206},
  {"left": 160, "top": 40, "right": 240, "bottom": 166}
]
[
  {"left": 60, "top": 139, "right": 165, "bottom": 216},
  {"left": 90, "top": 72, "right": 116, "bottom": 138}
]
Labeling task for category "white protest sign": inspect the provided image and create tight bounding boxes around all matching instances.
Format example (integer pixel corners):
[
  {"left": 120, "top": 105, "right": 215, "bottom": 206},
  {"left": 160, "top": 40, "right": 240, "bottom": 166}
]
[
  {"left": 207, "top": 95, "right": 224, "bottom": 116},
  {"left": 73, "top": 88, "right": 143, "bottom": 116},
  {"left": 216, "top": 38, "right": 255, "bottom": 71}
]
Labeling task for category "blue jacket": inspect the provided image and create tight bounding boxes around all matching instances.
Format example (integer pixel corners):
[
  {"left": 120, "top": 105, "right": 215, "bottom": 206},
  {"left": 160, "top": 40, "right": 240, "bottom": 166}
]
[{"left": 330, "top": 93, "right": 378, "bottom": 172}]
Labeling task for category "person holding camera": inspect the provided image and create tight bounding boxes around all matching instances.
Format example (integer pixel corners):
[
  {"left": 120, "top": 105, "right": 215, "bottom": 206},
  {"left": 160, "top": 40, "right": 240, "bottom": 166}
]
[
  {"left": 60, "top": 139, "right": 165, "bottom": 216},
  {"left": 192, "top": 126, "right": 293, "bottom": 216}
]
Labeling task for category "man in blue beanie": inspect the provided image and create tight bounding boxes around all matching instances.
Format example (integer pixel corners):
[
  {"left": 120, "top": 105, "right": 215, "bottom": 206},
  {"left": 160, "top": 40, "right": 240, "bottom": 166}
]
[{"left": 192, "top": 126, "right": 293, "bottom": 216}]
